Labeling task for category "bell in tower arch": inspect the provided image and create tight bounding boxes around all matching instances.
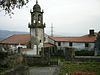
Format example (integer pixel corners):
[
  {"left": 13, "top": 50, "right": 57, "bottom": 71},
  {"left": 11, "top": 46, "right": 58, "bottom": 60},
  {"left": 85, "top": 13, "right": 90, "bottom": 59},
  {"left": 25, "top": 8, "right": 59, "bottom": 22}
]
[{"left": 38, "top": 14, "right": 42, "bottom": 23}]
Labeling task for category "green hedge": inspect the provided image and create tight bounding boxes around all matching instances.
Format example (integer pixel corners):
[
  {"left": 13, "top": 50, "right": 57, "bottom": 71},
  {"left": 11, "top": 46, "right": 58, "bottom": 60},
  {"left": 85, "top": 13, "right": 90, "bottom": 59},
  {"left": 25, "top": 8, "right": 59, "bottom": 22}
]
[{"left": 75, "top": 50, "right": 94, "bottom": 56}]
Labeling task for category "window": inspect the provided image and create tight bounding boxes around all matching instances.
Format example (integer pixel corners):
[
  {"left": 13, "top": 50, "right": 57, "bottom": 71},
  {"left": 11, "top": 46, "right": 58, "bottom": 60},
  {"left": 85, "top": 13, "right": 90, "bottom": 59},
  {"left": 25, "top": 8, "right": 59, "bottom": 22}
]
[
  {"left": 52, "top": 47, "right": 55, "bottom": 53},
  {"left": 69, "top": 42, "right": 73, "bottom": 46},
  {"left": 40, "top": 40, "right": 41, "bottom": 43},
  {"left": 38, "top": 14, "right": 41, "bottom": 23},
  {"left": 38, "top": 14, "right": 41, "bottom": 21},
  {"left": 33, "top": 20, "right": 36, "bottom": 23},
  {"left": 33, "top": 15, "right": 36, "bottom": 20},
  {"left": 38, "top": 21, "right": 41, "bottom": 23},
  {"left": 58, "top": 42, "right": 61, "bottom": 46},
  {"left": 85, "top": 43, "right": 89, "bottom": 47}
]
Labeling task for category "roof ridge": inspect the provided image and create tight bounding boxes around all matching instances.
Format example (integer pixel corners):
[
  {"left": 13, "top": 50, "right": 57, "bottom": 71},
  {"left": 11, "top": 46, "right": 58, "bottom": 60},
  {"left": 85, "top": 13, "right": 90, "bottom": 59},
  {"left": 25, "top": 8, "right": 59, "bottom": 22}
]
[
  {"left": 50, "top": 36, "right": 80, "bottom": 38},
  {"left": 0, "top": 34, "right": 30, "bottom": 44},
  {"left": 14, "top": 34, "right": 29, "bottom": 35},
  {"left": 0, "top": 34, "right": 16, "bottom": 42}
]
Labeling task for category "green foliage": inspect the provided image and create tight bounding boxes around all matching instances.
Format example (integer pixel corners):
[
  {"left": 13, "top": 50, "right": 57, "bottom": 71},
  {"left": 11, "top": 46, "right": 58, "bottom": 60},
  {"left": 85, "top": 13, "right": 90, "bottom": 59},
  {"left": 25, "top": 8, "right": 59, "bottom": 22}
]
[
  {"left": 59, "top": 62, "right": 100, "bottom": 75},
  {"left": 0, "top": 51, "right": 8, "bottom": 59},
  {"left": 95, "top": 31, "right": 100, "bottom": 51},
  {"left": 75, "top": 50, "right": 94, "bottom": 56},
  {"left": 0, "top": 0, "right": 29, "bottom": 15},
  {"left": 0, "top": 52, "right": 9, "bottom": 73}
]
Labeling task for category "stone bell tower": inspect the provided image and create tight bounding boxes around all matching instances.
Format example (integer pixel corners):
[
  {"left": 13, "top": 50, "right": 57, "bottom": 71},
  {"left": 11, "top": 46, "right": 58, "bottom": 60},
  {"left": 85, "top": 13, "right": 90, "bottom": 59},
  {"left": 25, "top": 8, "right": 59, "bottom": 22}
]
[{"left": 28, "top": 0, "right": 45, "bottom": 55}]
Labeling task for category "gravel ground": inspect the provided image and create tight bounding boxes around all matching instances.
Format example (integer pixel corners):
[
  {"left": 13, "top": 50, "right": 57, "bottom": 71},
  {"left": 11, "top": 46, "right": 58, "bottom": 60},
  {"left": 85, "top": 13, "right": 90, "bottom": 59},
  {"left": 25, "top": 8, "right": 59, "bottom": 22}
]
[{"left": 29, "top": 66, "right": 58, "bottom": 75}]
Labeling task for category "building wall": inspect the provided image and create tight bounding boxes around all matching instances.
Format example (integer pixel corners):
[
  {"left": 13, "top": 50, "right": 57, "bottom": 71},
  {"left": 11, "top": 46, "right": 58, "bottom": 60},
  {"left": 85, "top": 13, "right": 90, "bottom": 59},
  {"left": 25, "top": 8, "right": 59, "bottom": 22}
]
[
  {"left": 55, "top": 41, "right": 95, "bottom": 50},
  {"left": 61, "top": 42, "right": 69, "bottom": 47},
  {"left": 44, "top": 35, "right": 55, "bottom": 44},
  {"left": 73, "top": 42, "right": 94, "bottom": 50},
  {"left": 48, "top": 37, "right": 55, "bottom": 44},
  {"left": 31, "top": 28, "right": 44, "bottom": 43},
  {"left": 37, "top": 28, "right": 44, "bottom": 43},
  {"left": 31, "top": 28, "right": 35, "bottom": 37},
  {"left": 44, "top": 34, "right": 48, "bottom": 43},
  {"left": 16, "top": 44, "right": 27, "bottom": 48},
  {"left": 73, "top": 43, "right": 85, "bottom": 49},
  {"left": 5, "top": 44, "right": 27, "bottom": 50}
]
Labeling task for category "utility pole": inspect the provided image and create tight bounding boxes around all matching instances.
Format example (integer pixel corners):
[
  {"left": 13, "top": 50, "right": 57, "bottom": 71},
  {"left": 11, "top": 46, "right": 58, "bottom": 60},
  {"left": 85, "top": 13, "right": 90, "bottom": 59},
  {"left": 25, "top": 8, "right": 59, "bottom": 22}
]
[{"left": 51, "top": 23, "right": 54, "bottom": 36}]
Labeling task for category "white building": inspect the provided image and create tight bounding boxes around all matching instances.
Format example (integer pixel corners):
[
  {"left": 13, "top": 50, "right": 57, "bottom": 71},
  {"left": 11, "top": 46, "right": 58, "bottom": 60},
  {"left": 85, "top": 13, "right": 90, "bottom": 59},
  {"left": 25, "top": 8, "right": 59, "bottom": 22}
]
[
  {"left": 50, "top": 30, "right": 97, "bottom": 51},
  {"left": 0, "top": 30, "right": 98, "bottom": 57}
]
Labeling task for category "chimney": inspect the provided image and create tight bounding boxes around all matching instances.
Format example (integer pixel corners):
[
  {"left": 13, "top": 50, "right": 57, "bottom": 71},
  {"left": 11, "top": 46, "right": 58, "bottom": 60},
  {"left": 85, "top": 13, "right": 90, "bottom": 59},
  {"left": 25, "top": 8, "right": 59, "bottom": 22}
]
[{"left": 89, "top": 29, "right": 94, "bottom": 36}]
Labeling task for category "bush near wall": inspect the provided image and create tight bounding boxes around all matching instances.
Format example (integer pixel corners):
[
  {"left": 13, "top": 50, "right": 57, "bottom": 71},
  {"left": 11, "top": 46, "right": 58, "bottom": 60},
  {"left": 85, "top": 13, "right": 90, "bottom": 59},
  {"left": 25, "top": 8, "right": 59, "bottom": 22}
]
[{"left": 75, "top": 50, "right": 94, "bottom": 56}]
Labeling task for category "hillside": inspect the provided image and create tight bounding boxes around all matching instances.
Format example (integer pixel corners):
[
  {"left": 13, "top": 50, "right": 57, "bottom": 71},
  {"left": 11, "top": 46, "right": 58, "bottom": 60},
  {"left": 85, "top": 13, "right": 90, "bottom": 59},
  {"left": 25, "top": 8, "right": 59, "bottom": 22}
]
[{"left": 0, "top": 30, "right": 29, "bottom": 41}]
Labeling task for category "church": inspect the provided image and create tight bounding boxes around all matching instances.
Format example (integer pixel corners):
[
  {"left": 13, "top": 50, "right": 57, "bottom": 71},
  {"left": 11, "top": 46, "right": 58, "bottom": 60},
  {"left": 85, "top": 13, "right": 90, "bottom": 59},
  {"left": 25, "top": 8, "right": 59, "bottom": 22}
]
[
  {"left": 0, "top": 0, "right": 56, "bottom": 55},
  {"left": 0, "top": 0, "right": 100, "bottom": 56},
  {"left": 28, "top": 0, "right": 46, "bottom": 55}
]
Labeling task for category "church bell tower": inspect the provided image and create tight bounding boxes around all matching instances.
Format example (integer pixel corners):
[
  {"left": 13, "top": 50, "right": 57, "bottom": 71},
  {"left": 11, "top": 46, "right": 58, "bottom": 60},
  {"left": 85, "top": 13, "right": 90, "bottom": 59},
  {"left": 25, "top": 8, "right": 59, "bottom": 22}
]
[{"left": 28, "top": 0, "right": 45, "bottom": 55}]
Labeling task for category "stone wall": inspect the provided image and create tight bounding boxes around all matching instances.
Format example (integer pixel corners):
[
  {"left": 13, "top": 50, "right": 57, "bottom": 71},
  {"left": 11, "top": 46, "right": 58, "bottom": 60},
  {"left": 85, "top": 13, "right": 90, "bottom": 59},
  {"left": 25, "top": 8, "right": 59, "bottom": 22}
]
[
  {"left": 23, "top": 55, "right": 49, "bottom": 66},
  {"left": 64, "top": 47, "right": 75, "bottom": 60}
]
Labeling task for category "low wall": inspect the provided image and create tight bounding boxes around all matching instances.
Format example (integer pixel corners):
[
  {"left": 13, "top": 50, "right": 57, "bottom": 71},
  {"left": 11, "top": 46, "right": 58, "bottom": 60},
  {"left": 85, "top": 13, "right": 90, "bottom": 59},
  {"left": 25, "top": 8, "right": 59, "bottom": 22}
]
[
  {"left": 0, "top": 64, "right": 29, "bottom": 75},
  {"left": 23, "top": 55, "right": 49, "bottom": 66},
  {"left": 74, "top": 56, "right": 100, "bottom": 62}
]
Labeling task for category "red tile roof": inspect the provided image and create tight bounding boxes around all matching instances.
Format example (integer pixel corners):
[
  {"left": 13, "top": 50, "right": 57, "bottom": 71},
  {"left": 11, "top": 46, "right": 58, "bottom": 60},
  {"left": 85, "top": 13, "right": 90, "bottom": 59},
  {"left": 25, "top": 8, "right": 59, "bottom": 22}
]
[
  {"left": 44, "top": 43, "right": 55, "bottom": 48},
  {"left": 0, "top": 33, "right": 97, "bottom": 45},
  {"left": 0, "top": 34, "right": 30, "bottom": 44},
  {"left": 50, "top": 35, "right": 96, "bottom": 43}
]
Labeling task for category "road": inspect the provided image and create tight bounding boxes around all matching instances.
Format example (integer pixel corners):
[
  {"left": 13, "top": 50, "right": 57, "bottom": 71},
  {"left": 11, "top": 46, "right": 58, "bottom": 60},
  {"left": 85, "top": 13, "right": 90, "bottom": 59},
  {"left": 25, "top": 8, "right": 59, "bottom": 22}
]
[{"left": 29, "top": 66, "right": 58, "bottom": 75}]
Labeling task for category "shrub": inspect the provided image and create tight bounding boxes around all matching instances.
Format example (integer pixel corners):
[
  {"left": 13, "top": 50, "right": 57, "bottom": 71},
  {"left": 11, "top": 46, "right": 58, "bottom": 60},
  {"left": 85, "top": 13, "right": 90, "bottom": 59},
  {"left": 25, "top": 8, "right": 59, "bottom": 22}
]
[{"left": 75, "top": 50, "right": 94, "bottom": 56}]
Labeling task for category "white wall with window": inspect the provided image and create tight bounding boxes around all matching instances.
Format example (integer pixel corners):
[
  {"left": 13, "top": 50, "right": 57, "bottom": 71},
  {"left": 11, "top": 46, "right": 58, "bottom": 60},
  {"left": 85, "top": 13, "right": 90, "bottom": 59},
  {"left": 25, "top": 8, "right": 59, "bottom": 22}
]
[{"left": 55, "top": 41, "right": 95, "bottom": 51}]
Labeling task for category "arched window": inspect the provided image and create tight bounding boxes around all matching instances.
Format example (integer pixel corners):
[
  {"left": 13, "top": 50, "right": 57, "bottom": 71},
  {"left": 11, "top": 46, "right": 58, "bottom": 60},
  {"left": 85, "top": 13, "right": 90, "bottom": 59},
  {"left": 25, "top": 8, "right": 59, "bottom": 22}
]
[
  {"left": 38, "top": 14, "right": 41, "bottom": 23},
  {"left": 33, "top": 20, "right": 36, "bottom": 23},
  {"left": 40, "top": 40, "right": 41, "bottom": 43},
  {"left": 33, "top": 15, "right": 36, "bottom": 23}
]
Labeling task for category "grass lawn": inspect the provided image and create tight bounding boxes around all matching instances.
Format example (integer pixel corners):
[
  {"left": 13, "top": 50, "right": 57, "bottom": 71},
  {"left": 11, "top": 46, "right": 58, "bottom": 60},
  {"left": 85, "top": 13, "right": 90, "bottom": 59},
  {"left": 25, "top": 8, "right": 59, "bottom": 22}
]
[{"left": 59, "top": 61, "right": 100, "bottom": 75}]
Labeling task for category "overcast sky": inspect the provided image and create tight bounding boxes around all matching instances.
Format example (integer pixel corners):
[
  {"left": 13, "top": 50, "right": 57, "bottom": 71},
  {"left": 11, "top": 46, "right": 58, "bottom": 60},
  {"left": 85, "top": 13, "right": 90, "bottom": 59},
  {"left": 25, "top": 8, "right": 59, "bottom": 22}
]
[{"left": 0, "top": 0, "right": 100, "bottom": 36}]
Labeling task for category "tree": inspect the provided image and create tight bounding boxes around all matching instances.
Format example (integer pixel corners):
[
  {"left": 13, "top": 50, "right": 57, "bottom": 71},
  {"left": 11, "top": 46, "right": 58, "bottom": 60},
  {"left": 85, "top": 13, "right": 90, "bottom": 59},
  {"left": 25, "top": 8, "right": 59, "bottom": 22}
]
[
  {"left": 95, "top": 31, "right": 100, "bottom": 55},
  {"left": 0, "top": 0, "right": 29, "bottom": 14},
  {"left": 95, "top": 31, "right": 100, "bottom": 50}
]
